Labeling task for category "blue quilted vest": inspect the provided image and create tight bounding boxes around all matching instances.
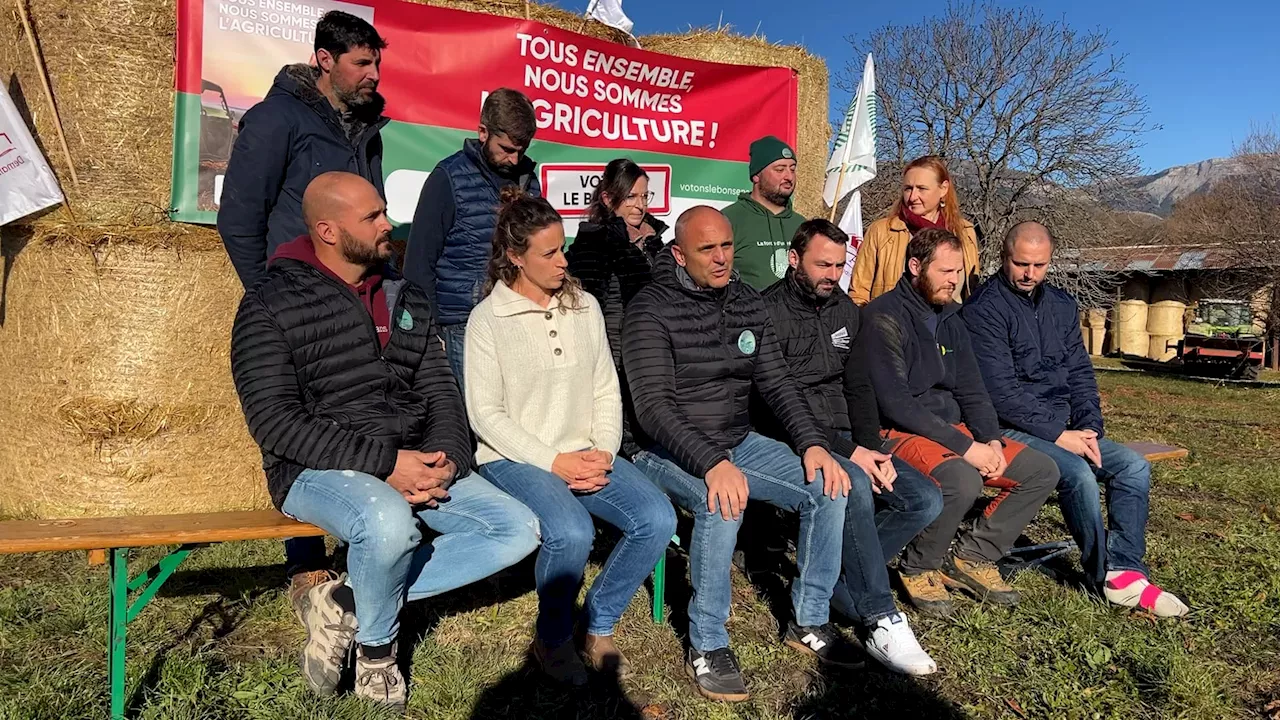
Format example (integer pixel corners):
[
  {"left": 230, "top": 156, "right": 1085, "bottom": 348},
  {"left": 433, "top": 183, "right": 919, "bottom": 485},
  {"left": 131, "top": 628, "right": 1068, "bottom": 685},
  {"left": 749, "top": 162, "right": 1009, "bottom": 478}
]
[{"left": 433, "top": 139, "right": 541, "bottom": 325}]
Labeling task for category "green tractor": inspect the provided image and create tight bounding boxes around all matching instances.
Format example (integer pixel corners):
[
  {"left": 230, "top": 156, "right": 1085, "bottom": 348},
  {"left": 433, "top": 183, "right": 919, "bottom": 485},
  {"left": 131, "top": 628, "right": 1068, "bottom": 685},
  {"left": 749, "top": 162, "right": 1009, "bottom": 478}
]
[
  {"left": 199, "top": 80, "right": 236, "bottom": 164},
  {"left": 1178, "top": 299, "right": 1266, "bottom": 380}
]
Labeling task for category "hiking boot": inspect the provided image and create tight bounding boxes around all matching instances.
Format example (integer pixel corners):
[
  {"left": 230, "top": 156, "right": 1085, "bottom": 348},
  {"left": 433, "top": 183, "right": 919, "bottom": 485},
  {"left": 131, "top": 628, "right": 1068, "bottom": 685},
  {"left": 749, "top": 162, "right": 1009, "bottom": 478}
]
[
  {"left": 942, "top": 556, "right": 1019, "bottom": 606},
  {"left": 899, "top": 570, "right": 955, "bottom": 618},
  {"left": 686, "top": 647, "right": 749, "bottom": 702},
  {"left": 582, "top": 633, "right": 633, "bottom": 679},
  {"left": 532, "top": 637, "right": 589, "bottom": 686},
  {"left": 865, "top": 612, "right": 937, "bottom": 676},
  {"left": 298, "top": 573, "right": 357, "bottom": 695},
  {"left": 354, "top": 644, "right": 407, "bottom": 711},
  {"left": 289, "top": 569, "right": 337, "bottom": 624},
  {"left": 783, "top": 622, "right": 865, "bottom": 669}
]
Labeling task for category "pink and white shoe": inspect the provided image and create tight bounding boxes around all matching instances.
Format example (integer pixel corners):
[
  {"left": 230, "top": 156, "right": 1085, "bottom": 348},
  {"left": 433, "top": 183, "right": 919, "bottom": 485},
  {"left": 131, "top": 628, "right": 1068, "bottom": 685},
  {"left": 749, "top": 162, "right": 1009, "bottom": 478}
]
[{"left": 1103, "top": 570, "right": 1189, "bottom": 618}]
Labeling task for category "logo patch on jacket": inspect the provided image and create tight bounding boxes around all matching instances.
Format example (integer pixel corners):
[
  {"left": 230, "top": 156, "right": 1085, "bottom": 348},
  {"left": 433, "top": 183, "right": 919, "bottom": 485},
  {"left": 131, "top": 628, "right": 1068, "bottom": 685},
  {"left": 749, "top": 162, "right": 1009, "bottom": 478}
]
[
  {"left": 737, "top": 330, "right": 757, "bottom": 355},
  {"left": 397, "top": 308, "right": 414, "bottom": 331},
  {"left": 830, "top": 326, "right": 850, "bottom": 350}
]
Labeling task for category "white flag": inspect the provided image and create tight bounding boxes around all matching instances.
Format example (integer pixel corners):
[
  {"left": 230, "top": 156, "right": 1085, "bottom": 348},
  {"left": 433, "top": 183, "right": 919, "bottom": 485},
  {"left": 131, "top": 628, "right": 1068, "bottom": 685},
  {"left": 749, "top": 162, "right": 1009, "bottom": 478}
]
[
  {"left": 585, "top": 0, "right": 637, "bottom": 44},
  {"left": 823, "top": 53, "right": 877, "bottom": 208},
  {"left": 837, "top": 190, "right": 864, "bottom": 293},
  {"left": 0, "top": 86, "right": 64, "bottom": 225}
]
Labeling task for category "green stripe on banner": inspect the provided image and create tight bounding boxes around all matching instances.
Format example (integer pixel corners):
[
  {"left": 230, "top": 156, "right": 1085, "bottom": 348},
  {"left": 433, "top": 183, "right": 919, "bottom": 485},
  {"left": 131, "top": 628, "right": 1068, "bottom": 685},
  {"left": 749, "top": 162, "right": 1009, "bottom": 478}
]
[
  {"left": 381, "top": 122, "right": 751, "bottom": 206},
  {"left": 169, "top": 91, "right": 215, "bottom": 224}
]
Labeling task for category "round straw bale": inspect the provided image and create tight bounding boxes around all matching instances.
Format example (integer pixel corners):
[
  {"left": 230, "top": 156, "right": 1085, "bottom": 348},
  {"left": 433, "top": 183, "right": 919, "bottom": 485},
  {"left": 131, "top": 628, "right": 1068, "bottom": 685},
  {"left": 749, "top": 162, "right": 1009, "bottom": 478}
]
[
  {"left": 640, "top": 29, "right": 831, "bottom": 218},
  {"left": 0, "top": 223, "right": 268, "bottom": 518}
]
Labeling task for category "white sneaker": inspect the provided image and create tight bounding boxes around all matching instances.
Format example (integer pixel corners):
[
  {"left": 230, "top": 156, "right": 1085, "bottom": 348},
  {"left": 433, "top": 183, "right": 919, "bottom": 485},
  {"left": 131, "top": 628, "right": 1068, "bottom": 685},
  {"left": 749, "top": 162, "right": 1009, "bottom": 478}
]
[{"left": 866, "top": 612, "right": 937, "bottom": 676}]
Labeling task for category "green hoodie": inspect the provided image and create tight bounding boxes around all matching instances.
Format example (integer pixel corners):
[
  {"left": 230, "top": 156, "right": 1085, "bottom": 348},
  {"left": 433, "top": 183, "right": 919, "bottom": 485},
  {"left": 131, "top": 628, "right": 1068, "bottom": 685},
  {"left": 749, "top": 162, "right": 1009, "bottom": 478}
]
[{"left": 721, "top": 192, "right": 807, "bottom": 290}]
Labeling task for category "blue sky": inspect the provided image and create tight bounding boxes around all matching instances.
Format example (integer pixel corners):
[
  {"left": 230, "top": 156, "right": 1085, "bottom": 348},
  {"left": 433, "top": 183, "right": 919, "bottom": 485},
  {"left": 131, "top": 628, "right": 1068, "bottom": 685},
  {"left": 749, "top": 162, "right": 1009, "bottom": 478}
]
[{"left": 563, "top": 0, "right": 1280, "bottom": 173}]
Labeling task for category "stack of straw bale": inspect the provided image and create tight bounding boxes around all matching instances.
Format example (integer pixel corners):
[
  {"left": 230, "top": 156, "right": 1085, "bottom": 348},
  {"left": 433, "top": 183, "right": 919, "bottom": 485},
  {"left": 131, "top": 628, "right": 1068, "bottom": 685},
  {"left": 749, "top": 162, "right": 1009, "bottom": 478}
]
[
  {"left": 0, "top": 1, "right": 826, "bottom": 518},
  {"left": 641, "top": 29, "right": 831, "bottom": 218}
]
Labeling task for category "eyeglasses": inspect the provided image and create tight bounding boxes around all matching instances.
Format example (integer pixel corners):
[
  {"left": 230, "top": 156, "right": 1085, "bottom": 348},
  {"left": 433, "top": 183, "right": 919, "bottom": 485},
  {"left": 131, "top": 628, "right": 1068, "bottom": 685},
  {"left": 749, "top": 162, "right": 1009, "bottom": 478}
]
[{"left": 623, "top": 191, "right": 656, "bottom": 206}]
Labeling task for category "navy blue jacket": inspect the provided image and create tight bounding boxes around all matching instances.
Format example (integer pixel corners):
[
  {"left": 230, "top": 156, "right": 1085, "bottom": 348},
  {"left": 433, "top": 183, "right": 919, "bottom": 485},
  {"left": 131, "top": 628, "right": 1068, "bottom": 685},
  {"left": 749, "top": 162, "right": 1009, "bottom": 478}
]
[
  {"left": 402, "top": 139, "right": 540, "bottom": 326},
  {"left": 962, "top": 274, "right": 1104, "bottom": 442},
  {"left": 217, "top": 65, "right": 388, "bottom": 290},
  {"left": 860, "top": 276, "right": 1002, "bottom": 455}
]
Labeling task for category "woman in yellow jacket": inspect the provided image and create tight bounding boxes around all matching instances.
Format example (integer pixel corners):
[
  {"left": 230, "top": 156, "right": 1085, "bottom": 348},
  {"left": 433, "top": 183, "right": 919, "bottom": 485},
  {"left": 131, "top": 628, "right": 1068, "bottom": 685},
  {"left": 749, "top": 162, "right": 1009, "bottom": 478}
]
[{"left": 849, "top": 156, "right": 980, "bottom": 306}]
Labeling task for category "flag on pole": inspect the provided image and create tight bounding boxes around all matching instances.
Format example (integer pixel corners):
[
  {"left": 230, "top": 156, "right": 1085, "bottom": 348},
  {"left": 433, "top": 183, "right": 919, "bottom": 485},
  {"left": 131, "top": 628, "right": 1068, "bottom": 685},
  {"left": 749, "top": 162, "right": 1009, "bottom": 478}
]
[
  {"left": 0, "top": 85, "right": 64, "bottom": 226},
  {"left": 823, "top": 53, "right": 877, "bottom": 208},
  {"left": 584, "top": 0, "right": 639, "bottom": 46},
  {"left": 837, "top": 190, "right": 864, "bottom": 292}
]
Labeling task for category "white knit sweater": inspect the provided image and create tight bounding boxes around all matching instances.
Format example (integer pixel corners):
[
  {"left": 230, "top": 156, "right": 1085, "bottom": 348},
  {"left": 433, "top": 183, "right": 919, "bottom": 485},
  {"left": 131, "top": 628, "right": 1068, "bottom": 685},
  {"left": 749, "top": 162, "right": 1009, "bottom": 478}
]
[{"left": 464, "top": 281, "right": 623, "bottom": 471}]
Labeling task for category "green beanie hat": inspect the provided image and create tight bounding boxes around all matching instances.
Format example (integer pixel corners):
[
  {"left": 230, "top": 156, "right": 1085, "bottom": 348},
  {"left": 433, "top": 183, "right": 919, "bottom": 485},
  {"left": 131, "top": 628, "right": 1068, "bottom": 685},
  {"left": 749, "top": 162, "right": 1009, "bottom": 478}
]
[{"left": 748, "top": 135, "right": 796, "bottom": 178}]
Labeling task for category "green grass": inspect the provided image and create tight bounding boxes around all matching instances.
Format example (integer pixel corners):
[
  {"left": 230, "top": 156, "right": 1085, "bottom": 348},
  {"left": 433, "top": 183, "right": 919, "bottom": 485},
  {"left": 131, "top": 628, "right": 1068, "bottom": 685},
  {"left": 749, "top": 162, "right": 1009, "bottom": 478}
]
[{"left": 2, "top": 372, "right": 1279, "bottom": 719}]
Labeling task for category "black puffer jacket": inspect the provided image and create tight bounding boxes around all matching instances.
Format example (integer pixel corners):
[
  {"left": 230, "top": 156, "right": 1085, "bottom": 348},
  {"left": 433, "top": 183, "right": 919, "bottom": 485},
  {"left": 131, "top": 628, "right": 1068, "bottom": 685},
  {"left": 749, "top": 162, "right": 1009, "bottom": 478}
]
[
  {"left": 566, "top": 213, "right": 669, "bottom": 364},
  {"left": 231, "top": 246, "right": 473, "bottom": 509},
  {"left": 759, "top": 270, "right": 882, "bottom": 457},
  {"left": 621, "top": 248, "right": 827, "bottom": 477}
]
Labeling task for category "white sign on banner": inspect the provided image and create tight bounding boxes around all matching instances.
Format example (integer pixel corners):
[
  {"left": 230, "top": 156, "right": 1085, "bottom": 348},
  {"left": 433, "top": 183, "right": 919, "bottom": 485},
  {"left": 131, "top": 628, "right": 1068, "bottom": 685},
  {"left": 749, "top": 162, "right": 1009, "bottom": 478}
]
[
  {"left": 0, "top": 86, "right": 64, "bottom": 225},
  {"left": 539, "top": 163, "right": 671, "bottom": 217}
]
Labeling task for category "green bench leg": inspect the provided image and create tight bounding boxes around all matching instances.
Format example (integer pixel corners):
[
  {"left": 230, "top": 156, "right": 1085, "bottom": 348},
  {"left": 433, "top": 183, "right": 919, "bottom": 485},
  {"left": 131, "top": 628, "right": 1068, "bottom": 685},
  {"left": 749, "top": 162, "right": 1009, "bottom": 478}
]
[
  {"left": 105, "top": 544, "right": 198, "bottom": 720},
  {"left": 109, "top": 549, "right": 128, "bottom": 720},
  {"left": 651, "top": 552, "right": 666, "bottom": 624},
  {"left": 651, "top": 533, "right": 680, "bottom": 624}
]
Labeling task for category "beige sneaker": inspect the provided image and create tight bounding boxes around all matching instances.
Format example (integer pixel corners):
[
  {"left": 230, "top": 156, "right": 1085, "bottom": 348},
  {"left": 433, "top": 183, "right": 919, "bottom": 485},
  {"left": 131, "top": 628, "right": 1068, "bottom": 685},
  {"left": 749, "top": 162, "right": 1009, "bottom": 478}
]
[
  {"left": 289, "top": 569, "right": 337, "bottom": 624},
  {"left": 942, "top": 556, "right": 1019, "bottom": 606},
  {"left": 582, "top": 633, "right": 633, "bottom": 679},
  {"left": 298, "top": 573, "right": 357, "bottom": 695},
  {"left": 899, "top": 570, "right": 955, "bottom": 618},
  {"left": 532, "top": 637, "right": 589, "bottom": 686},
  {"left": 354, "top": 645, "right": 407, "bottom": 711}
]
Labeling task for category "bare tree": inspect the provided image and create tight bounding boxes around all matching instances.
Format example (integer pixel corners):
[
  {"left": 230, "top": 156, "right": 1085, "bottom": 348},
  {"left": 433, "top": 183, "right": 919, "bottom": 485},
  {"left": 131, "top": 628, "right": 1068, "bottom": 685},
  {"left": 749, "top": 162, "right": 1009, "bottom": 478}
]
[{"left": 841, "top": 1, "right": 1156, "bottom": 305}]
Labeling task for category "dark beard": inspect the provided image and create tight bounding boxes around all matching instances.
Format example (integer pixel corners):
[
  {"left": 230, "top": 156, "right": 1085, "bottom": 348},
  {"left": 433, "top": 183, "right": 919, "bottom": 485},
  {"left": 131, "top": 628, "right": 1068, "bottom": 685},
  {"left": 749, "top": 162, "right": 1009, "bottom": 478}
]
[
  {"left": 794, "top": 266, "right": 835, "bottom": 300},
  {"left": 339, "top": 229, "right": 390, "bottom": 266},
  {"left": 762, "top": 186, "right": 793, "bottom": 207},
  {"left": 913, "top": 273, "right": 950, "bottom": 305}
]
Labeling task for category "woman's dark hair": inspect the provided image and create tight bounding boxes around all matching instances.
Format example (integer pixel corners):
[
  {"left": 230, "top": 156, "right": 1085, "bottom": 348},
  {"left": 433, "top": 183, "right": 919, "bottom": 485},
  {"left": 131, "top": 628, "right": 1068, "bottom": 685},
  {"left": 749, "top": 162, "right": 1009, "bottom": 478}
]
[
  {"left": 486, "top": 186, "right": 583, "bottom": 311},
  {"left": 586, "top": 158, "right": 649, "bottom": 225}
]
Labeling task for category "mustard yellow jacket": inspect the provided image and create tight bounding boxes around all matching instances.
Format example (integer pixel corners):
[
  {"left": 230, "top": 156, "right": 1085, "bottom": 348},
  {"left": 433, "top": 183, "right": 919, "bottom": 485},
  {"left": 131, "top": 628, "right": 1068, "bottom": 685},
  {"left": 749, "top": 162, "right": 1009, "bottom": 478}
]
[{"left": 848, "top": 215, "right": 980, "bottom": 306}]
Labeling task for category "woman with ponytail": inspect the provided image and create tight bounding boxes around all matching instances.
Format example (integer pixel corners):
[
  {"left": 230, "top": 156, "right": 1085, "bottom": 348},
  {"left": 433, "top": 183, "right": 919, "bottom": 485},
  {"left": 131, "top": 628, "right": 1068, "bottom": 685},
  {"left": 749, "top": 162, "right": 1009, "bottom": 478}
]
[
  {"left": 464, "top": 187, "right": 677, "bottom": 686},
  {"left": 849, "top": 155, "right": 980, "bottom": 305}
]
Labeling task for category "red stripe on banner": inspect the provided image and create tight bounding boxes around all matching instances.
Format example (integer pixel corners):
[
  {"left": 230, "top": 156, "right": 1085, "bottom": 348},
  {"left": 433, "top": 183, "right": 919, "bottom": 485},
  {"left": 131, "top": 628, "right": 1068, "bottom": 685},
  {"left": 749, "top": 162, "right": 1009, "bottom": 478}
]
[
  {"left": 371, "top": 2, "right": 797, "bottom": 163},
  {"left": 174, "top": 0, "right": 204, "bottom": 94}
]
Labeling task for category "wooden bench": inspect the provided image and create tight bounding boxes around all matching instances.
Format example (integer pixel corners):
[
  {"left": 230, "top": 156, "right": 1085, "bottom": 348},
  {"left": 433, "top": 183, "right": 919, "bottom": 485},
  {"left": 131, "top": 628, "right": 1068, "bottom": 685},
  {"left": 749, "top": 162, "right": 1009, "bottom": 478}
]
[
  {"left": 0, "top": 510, "right": 325, "bottom": 720},
  {"left": 649, "top": 441, "right": 1190, "bottom": 622}
]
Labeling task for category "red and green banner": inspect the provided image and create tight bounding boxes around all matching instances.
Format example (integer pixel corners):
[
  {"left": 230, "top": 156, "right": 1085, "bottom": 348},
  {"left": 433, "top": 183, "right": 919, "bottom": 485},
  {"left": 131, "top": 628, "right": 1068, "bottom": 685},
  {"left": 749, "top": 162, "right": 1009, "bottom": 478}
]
[{"left": 170, "top": 0, "right": 799, "bottom": 236}]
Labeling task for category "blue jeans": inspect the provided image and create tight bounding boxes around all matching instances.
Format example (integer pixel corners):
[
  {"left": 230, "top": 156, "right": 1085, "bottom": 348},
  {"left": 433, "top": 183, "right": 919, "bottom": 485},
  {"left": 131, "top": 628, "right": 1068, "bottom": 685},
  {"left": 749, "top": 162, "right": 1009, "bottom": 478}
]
[
  {"left": 1004, "top": 431, "right": 1151, "bottom": 584},
  {"left": 440, "top": 322, "right": 467, "bottom": 393},
  {"left": 829, "top": 450, "right": 943, "bottom": 625},
  {"left": 281, "top": 469, "right": 540, "bottom": 646},
  {"left": 481, "top": 458, "right": 677, "bottom": 644},
  {"left": 633, "top": 432, "right": 847, "bottom": 652}
]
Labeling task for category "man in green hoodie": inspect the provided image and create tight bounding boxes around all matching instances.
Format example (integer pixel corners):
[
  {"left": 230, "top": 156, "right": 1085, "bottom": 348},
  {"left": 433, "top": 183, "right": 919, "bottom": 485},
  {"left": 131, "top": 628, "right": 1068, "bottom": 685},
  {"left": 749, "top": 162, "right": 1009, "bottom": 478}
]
[{"left": 722, "top": 136, "right": 806, "bottom": 289}]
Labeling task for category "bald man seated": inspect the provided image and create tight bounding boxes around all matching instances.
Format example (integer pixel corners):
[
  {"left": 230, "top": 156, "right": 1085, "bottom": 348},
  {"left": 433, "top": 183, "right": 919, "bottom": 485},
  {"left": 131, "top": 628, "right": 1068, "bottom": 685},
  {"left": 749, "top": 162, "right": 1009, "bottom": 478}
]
[
  {"left": 229, "top": 171, "right": 539, "bottom": 709},
  {"left": 621, "top": 206, "right": 858, "bottom": 702},
  {"left": 962, "top": 222, "right": 1188, "bottom": 617}
]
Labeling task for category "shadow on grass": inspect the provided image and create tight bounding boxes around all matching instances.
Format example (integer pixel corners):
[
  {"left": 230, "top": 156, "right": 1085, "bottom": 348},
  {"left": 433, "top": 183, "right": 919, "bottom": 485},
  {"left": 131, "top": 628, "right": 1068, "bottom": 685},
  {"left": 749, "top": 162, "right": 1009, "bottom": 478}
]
[
  {"left": 468, "top": 656, "right": 647, "bottom": 719},
  {"left": 791, "top": 664, "right": 969, "bottom": 718}
]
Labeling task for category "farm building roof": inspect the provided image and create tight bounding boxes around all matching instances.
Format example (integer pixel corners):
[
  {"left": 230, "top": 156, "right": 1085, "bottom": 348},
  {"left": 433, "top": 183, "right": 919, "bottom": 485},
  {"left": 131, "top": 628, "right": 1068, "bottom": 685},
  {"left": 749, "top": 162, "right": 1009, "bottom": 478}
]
[{"left": 1059, "top": 244, "right": 1250, "bottom": 273}]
